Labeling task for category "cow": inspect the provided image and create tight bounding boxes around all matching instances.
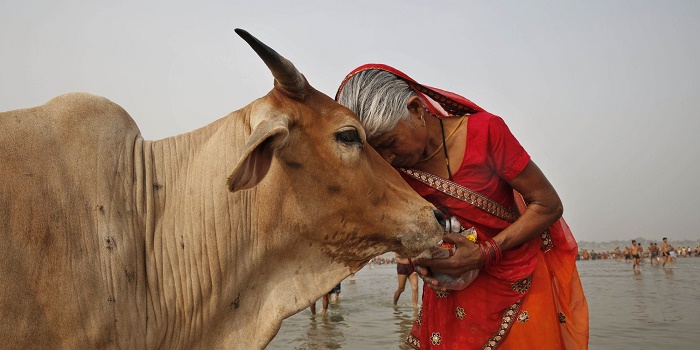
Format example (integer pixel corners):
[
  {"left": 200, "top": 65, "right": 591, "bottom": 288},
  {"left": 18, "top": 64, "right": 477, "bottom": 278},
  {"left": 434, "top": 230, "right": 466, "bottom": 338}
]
[{"left": 0, "top": 29, "right": 443, "bottom": 349}]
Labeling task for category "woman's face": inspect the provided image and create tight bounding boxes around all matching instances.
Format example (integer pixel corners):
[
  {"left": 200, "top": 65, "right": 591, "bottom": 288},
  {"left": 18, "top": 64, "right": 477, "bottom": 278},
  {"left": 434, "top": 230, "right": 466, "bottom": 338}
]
[{"left": 368, "top": 111, "right": 428, "bottom": 168}]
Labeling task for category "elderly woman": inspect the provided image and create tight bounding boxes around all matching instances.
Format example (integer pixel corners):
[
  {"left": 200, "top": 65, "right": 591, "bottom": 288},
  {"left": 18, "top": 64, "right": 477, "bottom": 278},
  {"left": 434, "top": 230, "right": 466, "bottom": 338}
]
[{"left": 336, "top": 64, "right": 588, "bottom": 349}]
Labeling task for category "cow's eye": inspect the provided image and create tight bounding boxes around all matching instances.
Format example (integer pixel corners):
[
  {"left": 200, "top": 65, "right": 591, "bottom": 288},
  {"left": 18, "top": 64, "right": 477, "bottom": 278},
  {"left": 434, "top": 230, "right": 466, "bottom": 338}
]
[{"left": 335, "top": 129, "right": 364, "bottom": 146}]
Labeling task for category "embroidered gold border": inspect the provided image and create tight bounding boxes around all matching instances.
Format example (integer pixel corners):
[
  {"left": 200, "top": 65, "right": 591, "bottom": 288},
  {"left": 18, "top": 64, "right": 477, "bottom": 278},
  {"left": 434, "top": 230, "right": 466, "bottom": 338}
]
[
  {"left": 406, "top": 333, "right": 420, "bottom": 349},
  {"left": 400, "top": 168, "right": 519, "bottom": 223},
  {"left": 481, "top": 300, "right": 523, "bottom": 350},
  {"left": 410, "top": 83, "right": 480, "bottom": 115}
]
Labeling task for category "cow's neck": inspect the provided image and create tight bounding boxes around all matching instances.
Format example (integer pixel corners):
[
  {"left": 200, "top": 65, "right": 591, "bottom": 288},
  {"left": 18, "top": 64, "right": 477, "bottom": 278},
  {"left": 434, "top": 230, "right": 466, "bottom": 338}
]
[
  {"left": 141, "top": 114, "right": 352, "bottom": 348},
  {"left": 142, "top": 115, "right": 248, "bottom": 347}
]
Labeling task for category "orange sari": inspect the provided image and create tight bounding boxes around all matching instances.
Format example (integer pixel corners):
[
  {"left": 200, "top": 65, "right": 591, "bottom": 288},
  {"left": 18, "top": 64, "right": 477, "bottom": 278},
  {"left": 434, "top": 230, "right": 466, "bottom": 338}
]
[{"left": 500, "top": 204, "right": 589, "bottom": 349}]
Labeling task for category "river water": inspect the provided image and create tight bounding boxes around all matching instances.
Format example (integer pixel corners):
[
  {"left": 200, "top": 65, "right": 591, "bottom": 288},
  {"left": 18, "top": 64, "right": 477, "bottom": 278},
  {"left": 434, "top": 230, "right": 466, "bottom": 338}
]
[{"left": 267, "top": 257, "right": 700, "bottom": 349}]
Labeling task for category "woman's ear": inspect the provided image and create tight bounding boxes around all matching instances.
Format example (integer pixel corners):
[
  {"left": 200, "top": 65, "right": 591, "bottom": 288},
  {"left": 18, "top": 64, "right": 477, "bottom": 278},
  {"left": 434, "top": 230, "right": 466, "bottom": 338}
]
[{"left": 407, "top": 96, "right": 423, "bottom": 115}]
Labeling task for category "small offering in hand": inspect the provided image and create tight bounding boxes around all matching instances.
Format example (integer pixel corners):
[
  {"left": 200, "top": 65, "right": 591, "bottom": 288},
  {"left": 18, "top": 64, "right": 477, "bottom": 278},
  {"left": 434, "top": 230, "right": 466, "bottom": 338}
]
[{"left": 419, "top": 227, "right": 479, "bottom": 290}]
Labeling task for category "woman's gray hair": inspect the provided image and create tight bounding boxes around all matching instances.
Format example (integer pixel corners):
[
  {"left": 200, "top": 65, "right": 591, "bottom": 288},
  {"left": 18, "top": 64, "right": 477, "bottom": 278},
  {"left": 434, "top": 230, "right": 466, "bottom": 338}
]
[{"left": 336, "top": 69, "right": 416, "bottom": 139}]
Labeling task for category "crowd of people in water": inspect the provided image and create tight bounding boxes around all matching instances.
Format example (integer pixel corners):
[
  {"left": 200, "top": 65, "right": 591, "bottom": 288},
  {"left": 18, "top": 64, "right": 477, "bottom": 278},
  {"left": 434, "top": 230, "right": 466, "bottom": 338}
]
[
  {"left": 367, "top": 241, "right": 700, "bottom": 266},
  {"left": 365, "top": 238, "right": 699, "bottom": 277},
  {"left": 576, "top": 238, "right": 700, "bottom": 273}
]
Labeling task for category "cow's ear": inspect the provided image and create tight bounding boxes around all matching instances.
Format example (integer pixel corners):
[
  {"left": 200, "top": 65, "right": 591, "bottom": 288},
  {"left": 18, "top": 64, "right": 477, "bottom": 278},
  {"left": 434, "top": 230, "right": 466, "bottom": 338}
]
[{"left": 227, "top": 116, "right": 289, "bottom": 192}]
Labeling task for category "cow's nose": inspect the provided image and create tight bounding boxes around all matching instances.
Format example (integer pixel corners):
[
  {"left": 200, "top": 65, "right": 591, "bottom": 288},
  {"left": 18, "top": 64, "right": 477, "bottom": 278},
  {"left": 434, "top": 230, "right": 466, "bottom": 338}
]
[{"left": 433, "top": 209, "right": 446, "bottom": 230}]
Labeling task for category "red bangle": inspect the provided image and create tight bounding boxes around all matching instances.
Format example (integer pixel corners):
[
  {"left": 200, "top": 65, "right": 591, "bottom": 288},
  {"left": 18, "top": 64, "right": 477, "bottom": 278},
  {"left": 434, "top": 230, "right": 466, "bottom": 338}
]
[
  {"left": 486, "top": 237, "right": 502, "bottom": 266},
  {"left": 479, "top": 241, "right": 492, "bottom": 269},
  {"left": 479, "top": 242, "right": 486, "bottom": 269},
  {"left": 479, "top": 238, "right": 502, "bottom": 269}
]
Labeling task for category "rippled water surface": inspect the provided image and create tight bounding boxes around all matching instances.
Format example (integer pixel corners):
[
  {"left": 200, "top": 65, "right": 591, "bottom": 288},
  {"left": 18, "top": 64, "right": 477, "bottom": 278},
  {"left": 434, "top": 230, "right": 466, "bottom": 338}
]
[{"left": 267, "top": 258, "right": 700, "bottom": 349}]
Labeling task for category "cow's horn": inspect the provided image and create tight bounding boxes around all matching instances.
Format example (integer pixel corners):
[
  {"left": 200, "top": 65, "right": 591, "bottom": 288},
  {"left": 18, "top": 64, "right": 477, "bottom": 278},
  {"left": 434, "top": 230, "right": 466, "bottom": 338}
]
[{"left": 235, "top": 28, "right": 307, "bottom": 95}]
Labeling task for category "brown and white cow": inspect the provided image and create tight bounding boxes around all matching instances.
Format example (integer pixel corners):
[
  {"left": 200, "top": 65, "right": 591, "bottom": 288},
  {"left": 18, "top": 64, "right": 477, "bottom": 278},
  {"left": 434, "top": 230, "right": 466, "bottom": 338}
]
[{"left": 0, "top": 29, "right": 442, "bottom": 349}]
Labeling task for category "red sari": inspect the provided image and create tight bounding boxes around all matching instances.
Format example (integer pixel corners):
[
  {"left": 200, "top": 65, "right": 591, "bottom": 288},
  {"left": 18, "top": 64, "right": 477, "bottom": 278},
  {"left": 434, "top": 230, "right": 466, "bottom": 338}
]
[
  {"left": 404, "top": 112, "right": 588, "bottom": 349},
  {"left": 337, "top": 64, "right": 589, "bottom": 349}
]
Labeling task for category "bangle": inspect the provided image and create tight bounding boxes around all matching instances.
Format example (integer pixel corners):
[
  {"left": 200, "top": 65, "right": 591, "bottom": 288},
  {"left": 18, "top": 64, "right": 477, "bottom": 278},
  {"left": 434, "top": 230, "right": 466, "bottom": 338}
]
[
  {"left": 479, "top": 241, "right": 491, "bottom": 269},
  {"left": 479, "top": 238, "right": 503, "bottom": 269},
  {"left": 486, "top": 237, "right": 503, "bottom": 266}
]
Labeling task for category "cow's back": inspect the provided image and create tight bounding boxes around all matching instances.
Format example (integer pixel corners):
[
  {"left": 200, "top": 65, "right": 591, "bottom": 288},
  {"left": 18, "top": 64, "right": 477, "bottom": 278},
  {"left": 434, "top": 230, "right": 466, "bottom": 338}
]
[{"left": 0, "top": 93, "right": 147, "bottom": 349}]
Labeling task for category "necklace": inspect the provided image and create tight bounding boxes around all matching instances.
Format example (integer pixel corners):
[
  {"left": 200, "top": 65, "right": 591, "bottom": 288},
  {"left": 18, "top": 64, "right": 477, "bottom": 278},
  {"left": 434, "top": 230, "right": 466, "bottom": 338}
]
[
  {"left": 421, "top": 115, "right": 467, "bottom": 163},
  {"left": 440, "top": 118, "right": 454, "bottom": 181}
]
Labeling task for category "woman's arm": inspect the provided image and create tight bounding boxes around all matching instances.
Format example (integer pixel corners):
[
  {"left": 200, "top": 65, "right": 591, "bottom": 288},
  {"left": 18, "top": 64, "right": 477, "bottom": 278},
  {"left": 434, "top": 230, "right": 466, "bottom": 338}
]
[
  {"left": 415, "top": 160, "right": 562, "bottom": 278},
  {"left": 493, "top": 160, "right": 562, "bottom": 251}
]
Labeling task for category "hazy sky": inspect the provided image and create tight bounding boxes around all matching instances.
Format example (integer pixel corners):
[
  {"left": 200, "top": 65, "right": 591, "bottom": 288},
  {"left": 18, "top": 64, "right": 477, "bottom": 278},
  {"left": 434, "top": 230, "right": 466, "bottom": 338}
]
[{"left": 2, "top": 1, "right": 699, "bottom": 243}]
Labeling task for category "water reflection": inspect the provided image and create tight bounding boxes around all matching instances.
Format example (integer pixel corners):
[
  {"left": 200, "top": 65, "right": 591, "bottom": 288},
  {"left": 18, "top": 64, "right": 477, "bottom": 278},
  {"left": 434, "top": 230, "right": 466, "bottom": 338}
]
[
  {"left": 393, "top": 306, "right": 418, "bottom": 349},
  {"left": 297, "top": 306, "right": 346, "bottom": 350},
  {"left": 583, "top": 259, "right": 699, "bottom": 348},
  {"left": 631, "top": 269, "right": 648, "bottom": 323}
]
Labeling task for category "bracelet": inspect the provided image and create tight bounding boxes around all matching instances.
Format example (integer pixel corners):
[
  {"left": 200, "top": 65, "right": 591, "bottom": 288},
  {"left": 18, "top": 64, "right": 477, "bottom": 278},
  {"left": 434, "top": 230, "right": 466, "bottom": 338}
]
[
  {"left": 478, "top": 238, "right": 503, "bottom": 269},
  {"left": 479, "top": 242, "right": 485, "bottom": 269},
  {"left": 485, "top": 237, "right": 503, "bottom": 266},
  {"left": 478, "top": 241, "right": 490, "bottom": 269}
]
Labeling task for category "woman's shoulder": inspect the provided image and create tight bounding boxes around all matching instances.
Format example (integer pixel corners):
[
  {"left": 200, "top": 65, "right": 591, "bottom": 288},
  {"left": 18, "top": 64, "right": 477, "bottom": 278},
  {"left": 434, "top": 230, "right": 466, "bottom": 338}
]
[
  {"left": 469, "top": 111, "right": 508, "bottom": 126},
  {"left": 466, "top": 111, "right": 504, "bottom": 140},
  {"left": 468, "top": 111, "right": 520, "bottom": 142},
  {"left": 467, "top": 111, "right": 504, "bottom": 131},
  {"left": 468, "top": 110, "right": 495, "bottom": 121}
]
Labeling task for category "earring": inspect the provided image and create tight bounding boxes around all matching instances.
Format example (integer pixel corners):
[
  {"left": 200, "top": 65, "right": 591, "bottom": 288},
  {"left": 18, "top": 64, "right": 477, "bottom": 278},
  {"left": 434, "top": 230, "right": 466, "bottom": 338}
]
[{"left": 420, "top": 112, "right": 426, "bottom": 126}]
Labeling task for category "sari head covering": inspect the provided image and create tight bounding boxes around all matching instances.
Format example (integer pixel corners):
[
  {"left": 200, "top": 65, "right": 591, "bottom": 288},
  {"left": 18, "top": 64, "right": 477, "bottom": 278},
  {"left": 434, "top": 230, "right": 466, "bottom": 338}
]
[{"left": 335, "top": 63, "right": 484, "bottom": 118}]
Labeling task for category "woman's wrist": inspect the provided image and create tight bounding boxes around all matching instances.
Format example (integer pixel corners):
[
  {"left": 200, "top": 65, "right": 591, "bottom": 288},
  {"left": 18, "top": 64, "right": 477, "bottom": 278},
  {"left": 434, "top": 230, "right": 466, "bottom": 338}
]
[{"left": 479, "top": 238, "right": 502, "bottom": 269}]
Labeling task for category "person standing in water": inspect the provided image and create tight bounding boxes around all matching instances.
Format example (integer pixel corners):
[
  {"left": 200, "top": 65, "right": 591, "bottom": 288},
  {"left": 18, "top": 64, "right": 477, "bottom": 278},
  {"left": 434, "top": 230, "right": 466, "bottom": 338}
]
[
  {"left": 630, "top": 240, "right": 641, "bottom": 272},
  {"left": 394, "top": 253, "right": 420, "bottom": 307},
  {"left": 662, "top": 237, "right": 674, "bottom": 269}
]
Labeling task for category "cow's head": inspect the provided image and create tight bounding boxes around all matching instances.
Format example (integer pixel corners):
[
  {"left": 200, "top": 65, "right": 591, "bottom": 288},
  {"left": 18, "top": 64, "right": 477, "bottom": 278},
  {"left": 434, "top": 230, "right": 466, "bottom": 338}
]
[{"left": 227, "top": 29, "right": 442, "bottom": 266}]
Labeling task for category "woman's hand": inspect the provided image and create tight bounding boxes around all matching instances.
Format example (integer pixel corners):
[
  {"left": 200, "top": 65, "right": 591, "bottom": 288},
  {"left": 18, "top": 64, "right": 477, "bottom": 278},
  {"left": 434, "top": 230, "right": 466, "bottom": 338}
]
[
  {"left": 411, "top": 263, "right": 446, "bottom": 292},
  {"left": 413, "top": 233, "right": 481, "bottom": 282}
]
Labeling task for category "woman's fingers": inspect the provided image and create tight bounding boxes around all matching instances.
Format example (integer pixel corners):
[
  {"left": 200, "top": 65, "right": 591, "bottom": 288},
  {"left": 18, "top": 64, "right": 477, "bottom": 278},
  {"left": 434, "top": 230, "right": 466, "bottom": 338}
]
[
  {"left": 413, "top": 264, "right": 427, "bottom": 277},
  {"left": 418, "top": 258, "right": 466, "bottom": 276},
  {"left": 412, "top": 264, "right": 442, "bottom": 288},
  {"left": 441, "top": 232, "right": 468, "bottom": 245},
  {"left": 415, "top": 243, "right": 480, "bottom": 275}
]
